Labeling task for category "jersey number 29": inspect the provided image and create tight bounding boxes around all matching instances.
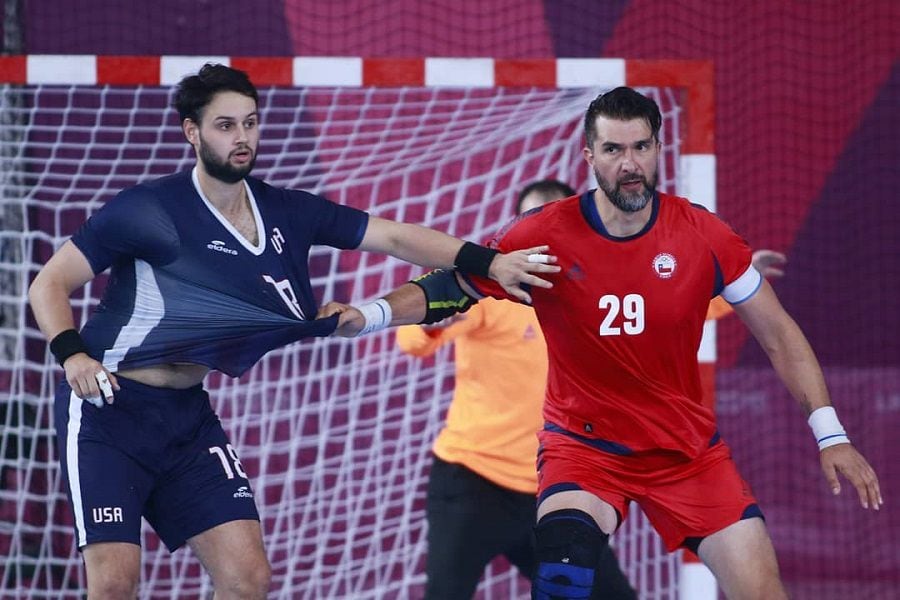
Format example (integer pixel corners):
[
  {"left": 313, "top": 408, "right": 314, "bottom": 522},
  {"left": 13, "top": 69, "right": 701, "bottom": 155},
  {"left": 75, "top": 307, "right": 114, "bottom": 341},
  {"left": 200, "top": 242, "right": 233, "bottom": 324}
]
[{"left": 598, "top": 293, "right": 645, "bottom": 336}]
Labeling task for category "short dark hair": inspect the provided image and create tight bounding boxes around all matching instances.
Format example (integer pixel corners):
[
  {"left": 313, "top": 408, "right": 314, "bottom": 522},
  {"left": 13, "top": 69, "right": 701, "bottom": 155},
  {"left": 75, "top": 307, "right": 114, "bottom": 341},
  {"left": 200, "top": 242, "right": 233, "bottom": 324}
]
[
  {"left": 516, "top": 179, "right": 576, "bottom": 214},
  {"left": 173, "top": 63, "right": 259, "bottom": 123},
  {"left": 583, "top": 86, "right": 662, "bottom": 148}
]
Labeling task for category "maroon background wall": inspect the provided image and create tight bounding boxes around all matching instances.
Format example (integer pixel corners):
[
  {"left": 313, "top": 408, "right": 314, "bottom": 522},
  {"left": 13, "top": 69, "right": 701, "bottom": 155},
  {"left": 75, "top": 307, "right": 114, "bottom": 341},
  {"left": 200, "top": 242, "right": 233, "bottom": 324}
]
[{"left": 15, "top": 1, "right": 899, "bottom": 596}]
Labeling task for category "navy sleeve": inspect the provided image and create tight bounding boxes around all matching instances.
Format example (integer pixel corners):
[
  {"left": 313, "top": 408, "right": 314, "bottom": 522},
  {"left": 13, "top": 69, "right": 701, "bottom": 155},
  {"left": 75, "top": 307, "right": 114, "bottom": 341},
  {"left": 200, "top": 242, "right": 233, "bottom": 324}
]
[
  {"left": 289, "top": 191, "right": 369, "bottom": 249},
  {"left": 71, "top": 186, "right": 180, "bottom": 274}
]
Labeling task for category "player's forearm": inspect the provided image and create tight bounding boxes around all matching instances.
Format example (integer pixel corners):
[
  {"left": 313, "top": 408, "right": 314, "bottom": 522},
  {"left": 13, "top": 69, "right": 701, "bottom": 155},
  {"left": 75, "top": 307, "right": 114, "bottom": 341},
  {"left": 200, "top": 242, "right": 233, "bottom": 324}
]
[
  {"left": 28, "top": 273, "right": 80, "bottom": 341},
  {"left": 333, "top": 273, "right": 476, "bottom": 338},
  {"left": 759, "top": 319, "right": 832, "bottom": 415},
  {"left": 333, "top": 284, "right": 427, "bottom": 338},
  {"left": 382, "top": 283, "right": 428, "bottom": 326},
  {"left": 735, "top": 281, "right": 832, "bottom": 415}
]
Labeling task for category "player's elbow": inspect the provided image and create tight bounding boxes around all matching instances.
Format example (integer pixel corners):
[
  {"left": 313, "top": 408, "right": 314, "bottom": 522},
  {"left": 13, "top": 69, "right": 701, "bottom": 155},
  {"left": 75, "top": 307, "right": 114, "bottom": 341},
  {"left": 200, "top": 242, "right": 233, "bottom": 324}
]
[
  {"left": 28, "top": 268, "right": 74, "bottom": 320},
  {"left": 27, "top": 270, "right": 51, "bottom": 309}
]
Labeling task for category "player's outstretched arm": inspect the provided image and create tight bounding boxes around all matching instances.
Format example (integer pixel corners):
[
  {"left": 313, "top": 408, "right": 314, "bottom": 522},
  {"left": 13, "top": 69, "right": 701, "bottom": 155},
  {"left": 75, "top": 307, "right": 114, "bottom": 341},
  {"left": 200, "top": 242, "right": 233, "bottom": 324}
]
[
  {"left": 733, "top": 279, "right": 882, "bottom": 510},
  {"left": 323, "top": 266, "right": 486, "bottom": 338},
  {"left": 357, "top": 216, "right": 558, "bottom": 302},
  {"left": 28, "top": 241, "right": 120, "bottom": 404},
  {"left": 321, "top": 282, "right": 428, "bottom": 338}
]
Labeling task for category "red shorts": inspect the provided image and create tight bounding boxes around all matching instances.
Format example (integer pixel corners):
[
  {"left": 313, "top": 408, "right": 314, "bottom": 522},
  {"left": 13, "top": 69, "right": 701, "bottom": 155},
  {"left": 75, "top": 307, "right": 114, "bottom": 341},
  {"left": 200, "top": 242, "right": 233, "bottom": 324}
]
[{"left": 536, "top": 429, "right": 760, "bottom": 551}]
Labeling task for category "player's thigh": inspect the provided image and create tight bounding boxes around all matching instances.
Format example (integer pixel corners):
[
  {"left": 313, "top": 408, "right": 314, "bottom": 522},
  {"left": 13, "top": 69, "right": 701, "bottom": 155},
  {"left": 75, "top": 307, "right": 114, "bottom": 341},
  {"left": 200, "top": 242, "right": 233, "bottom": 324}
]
[
  {"left": 82, "top": 542, "right": 141, "bottom": 598},
  {"left": 187, "top": 519, "right": 270, "bottom": 595},
  {"left": 535, "top": 431, "right": 628, "bottom": 534},
  {"left": 697, "top": 517, "right": 787, "bottom": 600},
  {"left": 501, "top": 492, "right": 540, "bottom": 579},
  {"left": 144, "top": 412, "right": 259, "bottom": 552},
  {"left": 639, "top": 443, "right": 761, "bottom": 552},
  {"left": 426, "top": 457, "right": 511, "bottom": 541},
  {"left": 55, "top": 387, "right": 153, "bottom": 549},
  {"left": 425, "top": 458, "right": 509, "bottom": 596}
]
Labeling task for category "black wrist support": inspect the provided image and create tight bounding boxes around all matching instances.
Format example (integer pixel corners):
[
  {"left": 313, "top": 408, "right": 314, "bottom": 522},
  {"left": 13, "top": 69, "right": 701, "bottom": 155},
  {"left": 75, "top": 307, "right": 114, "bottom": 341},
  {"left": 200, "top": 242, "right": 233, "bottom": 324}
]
[
  {"left": 453, "top": 241, "right": 499, "bottom": 279},
  {"left": 49, "top": 329, "right": 88, "bottom": 366}
]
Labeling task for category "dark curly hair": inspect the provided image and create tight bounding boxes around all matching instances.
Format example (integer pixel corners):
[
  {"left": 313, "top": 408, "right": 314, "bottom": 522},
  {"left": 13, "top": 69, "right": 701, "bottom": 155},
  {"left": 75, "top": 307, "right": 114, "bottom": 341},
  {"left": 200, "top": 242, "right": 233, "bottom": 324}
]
[
  {"left": 583, "top": 86, "right": 662, "bottom": 148},
  {"left": 173, "top": 63, "right": 259, "bottom": 124}
]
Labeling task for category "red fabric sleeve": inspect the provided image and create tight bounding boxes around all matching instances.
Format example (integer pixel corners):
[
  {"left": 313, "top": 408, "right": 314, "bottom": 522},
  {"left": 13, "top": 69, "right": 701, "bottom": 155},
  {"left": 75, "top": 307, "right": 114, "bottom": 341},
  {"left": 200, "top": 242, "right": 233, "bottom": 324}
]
[{"left": 692, "top": 207, "right": 753, "bottom": 287}]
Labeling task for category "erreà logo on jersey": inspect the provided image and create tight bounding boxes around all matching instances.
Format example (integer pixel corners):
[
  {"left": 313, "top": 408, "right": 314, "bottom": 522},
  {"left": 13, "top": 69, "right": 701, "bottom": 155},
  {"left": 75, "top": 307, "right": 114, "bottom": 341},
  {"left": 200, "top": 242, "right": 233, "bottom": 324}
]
[
  {"left": 207, "top": 240, "right": 238, "bottom": 255},
  {"left": 652, "top": 252, "right": 677, "bottom": 279}
]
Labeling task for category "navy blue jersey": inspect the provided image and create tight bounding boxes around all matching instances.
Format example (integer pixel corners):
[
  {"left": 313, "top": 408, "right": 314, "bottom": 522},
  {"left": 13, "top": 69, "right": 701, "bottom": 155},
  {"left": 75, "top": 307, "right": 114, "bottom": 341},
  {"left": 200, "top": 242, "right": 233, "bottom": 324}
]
[{"left": 71, "top": 168, "right": 368, "bottom": 377}]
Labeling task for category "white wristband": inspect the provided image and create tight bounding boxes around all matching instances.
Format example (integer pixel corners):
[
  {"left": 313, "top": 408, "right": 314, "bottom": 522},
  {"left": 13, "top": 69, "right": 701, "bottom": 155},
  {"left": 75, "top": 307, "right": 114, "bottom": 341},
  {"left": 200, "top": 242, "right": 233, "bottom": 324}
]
[
  {"left": 807, "top": 406, "right": 850, "bottom": 451},
  {"left": 356, "top": 299, "right": 393, "bottom": 337}
]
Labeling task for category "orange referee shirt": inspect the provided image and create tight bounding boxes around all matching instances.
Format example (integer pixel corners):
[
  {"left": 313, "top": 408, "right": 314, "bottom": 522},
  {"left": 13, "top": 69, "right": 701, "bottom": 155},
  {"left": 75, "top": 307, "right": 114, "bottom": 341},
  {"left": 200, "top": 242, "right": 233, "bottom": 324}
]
[{"left": 396, "top": 297, "right": 546, "bottom": 494}]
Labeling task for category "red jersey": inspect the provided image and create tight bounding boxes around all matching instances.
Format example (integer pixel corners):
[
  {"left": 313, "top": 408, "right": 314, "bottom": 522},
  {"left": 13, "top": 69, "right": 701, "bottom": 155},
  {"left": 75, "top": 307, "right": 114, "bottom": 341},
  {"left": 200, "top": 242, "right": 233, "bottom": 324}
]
[{"left": 467, "top": 192, "right": 759, "bottom": 458}]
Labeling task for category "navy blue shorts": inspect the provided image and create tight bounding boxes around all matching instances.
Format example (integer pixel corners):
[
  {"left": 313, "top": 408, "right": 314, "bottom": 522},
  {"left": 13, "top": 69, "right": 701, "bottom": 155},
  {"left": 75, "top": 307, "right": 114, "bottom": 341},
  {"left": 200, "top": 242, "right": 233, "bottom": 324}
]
[{"left": 54, "top": 376, "right": 259, "bottom": 551}]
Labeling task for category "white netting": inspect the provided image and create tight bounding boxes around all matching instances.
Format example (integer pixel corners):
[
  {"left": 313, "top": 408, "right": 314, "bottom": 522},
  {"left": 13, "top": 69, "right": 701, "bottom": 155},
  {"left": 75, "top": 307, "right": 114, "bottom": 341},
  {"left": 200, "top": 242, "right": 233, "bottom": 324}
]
[{"left": 0, "top": 84, "right": 684, "bottom": 599}]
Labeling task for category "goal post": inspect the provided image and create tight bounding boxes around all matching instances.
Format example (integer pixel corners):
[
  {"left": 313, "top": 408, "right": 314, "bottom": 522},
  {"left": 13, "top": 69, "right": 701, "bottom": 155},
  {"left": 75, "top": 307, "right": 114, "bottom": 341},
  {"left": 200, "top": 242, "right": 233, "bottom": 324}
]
[{"left": 0, "top": 55, "right": 716, "bottom": 599}]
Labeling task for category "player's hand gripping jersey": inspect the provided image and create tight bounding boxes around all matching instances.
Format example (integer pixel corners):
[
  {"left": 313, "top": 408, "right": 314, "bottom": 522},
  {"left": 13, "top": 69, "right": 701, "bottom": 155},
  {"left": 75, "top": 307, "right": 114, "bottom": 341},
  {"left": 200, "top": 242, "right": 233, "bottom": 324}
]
[
  {"left": 71, "top": 168, "right": 368, "bottom": 377},
  {"left": 464, "top": 191, "right": 760, "bottom": 458}
]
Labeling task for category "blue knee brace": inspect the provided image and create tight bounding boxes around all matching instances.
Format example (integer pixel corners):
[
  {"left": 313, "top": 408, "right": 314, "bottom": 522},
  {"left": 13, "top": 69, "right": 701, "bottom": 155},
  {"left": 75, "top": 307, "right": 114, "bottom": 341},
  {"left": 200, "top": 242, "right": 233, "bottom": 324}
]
[{"left": 532, "top": 509, "right": 609, "bottom": 600}]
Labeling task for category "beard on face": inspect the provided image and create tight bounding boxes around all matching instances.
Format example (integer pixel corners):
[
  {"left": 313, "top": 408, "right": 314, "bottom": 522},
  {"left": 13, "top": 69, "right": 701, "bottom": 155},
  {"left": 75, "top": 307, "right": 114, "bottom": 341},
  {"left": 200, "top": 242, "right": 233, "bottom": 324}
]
[
  {"left": 198, "top": 137, "right": 256, "bottom": 184},
  {"left": 595, "top": 169, "right": 656, "bottom": 213}
]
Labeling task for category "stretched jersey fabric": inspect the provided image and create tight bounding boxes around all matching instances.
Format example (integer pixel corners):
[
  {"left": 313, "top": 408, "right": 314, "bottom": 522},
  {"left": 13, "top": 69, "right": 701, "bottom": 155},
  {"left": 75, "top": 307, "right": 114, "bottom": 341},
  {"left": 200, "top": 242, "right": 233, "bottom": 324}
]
[
  {"left": 71, "top": 168, "right": 368, "bottom": 377},
  {"left": 396, "top": 298, "right": 546, "bottom": 494},
  {"left": 464, "top": 191, "right": 760, "bottom": 459}
]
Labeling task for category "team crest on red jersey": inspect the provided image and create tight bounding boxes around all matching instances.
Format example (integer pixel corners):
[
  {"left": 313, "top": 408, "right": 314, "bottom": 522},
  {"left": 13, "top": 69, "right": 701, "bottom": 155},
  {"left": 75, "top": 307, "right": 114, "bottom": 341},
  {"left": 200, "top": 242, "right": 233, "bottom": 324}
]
[{"left": 652, "top": 253, "right": 677, "bottom": 279}]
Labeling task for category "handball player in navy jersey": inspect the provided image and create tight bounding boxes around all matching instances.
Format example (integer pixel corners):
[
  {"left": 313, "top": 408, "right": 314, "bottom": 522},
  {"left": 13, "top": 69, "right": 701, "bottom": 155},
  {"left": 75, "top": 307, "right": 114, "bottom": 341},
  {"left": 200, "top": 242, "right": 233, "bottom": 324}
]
[{"left": 28, "top": 63, "right": 557, "bottom": 599}]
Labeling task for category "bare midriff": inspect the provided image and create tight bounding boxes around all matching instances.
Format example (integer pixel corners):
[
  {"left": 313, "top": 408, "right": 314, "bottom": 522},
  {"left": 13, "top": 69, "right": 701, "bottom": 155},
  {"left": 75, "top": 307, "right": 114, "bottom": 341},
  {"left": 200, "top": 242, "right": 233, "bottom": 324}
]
[{"left": 117, "top": 363, "right": 210, "bottom": 389}]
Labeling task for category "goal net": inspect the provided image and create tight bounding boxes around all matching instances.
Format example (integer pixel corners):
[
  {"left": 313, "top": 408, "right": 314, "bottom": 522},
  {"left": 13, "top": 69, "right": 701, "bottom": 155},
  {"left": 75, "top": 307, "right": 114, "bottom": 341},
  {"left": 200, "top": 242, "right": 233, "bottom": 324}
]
[{"left": 1, "top": 81, "right": 685, "bottom": 598}]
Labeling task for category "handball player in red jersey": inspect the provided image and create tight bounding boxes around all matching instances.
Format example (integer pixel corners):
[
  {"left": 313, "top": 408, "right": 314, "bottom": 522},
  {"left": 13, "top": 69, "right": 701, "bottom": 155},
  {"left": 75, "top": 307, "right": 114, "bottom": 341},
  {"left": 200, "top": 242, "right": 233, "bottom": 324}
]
[{"left": 328, "top": 86, "right": 883, "bottom": 600}]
